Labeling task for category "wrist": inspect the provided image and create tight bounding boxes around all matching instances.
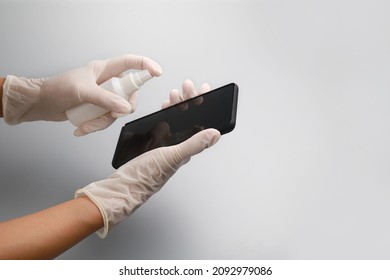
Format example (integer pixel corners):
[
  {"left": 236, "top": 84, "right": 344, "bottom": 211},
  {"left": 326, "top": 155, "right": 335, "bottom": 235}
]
[
  {"left": 75, "top": 189, "right": 110, "bottom": 239},
  {"left": 73, "top": 196, "right": 104, "bottom": 231},
  {"left": 2, "top": 75, "right": 44, "bottom": 125}
]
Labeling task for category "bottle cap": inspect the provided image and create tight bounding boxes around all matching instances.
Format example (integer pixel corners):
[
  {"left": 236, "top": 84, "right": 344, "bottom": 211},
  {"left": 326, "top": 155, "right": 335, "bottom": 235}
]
[
  {"left": 120, "top": 70, "right": 152, "bottom": 95},
  {"left": 136, "top": 69, "right": 153, "bottom": 83}
]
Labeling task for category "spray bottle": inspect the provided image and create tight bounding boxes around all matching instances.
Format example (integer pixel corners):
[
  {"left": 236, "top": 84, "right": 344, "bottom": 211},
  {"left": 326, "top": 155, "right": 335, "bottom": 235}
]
[{"left": 66, "top": 70, "right": 152, "bottom": 127}]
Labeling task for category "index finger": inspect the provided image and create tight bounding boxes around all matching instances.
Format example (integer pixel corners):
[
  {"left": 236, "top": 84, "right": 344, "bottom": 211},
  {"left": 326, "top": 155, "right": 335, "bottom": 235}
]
[{"left": 99, "top": 54, "right": 163, "bottom": 82}]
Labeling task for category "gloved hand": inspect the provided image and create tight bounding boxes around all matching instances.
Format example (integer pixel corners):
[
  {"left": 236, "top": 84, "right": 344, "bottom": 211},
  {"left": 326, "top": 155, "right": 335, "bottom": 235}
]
[
  {"left": 161, "top": 79, "right": 211, "bottom": 109},
  {"left": 2, "top": 54, "right": 162, "bottom": 136},
  {"left": 75, "top": 128, "right": 220, "bottom": 238},
  {"left": 76, "top": 79, "right": 218, "bottom": 238}
]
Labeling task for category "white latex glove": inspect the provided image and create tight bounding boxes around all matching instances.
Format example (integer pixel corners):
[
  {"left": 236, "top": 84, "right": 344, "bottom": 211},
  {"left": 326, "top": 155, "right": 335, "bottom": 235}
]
[
  {"left": 75, "top": 79, "right": 217, "bottom": 238},
  {"left": 161, "top": 79, "right": 211, "bottom": 109},
  {"left": 75, "top": 128, "right": 221, "bottom": 238},
  {"left": 2, "top": 54, "right": 162, "bottom": 136}
]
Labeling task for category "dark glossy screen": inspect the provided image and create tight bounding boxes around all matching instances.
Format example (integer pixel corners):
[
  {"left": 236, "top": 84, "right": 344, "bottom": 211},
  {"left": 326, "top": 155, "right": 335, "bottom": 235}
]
[{"left": 112, "top": 83, "right": 238, "bottom": 168}]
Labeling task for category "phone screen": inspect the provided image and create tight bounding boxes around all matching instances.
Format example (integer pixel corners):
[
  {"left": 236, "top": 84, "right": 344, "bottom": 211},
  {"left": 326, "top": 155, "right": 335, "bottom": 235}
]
[{"left": 112, "top": 83, "right": 238, "bottom": 168}]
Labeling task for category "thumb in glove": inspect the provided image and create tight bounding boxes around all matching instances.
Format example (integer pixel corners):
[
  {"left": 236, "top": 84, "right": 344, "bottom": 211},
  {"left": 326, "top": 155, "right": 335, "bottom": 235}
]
[{"left": 75, "top": 128, "right": 221, "bottom": 238}]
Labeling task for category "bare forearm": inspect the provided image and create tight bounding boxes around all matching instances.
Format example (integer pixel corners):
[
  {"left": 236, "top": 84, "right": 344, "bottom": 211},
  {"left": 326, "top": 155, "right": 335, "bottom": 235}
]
[
  {"left": 0, "top": 196, "right": 103, "bottom": 259},
  {"left": 0, "top": 77, "right": 5, "bottom": 118}
]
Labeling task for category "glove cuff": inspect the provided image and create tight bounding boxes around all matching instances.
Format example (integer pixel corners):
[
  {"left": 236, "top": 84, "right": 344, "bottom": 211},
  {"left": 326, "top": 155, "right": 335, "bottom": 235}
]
[
  {"left": 75, "top": 188, "right": 109, "bottom": 239},
  {"left": 2, "top": 75, "right": 44, "bottom": 125}
]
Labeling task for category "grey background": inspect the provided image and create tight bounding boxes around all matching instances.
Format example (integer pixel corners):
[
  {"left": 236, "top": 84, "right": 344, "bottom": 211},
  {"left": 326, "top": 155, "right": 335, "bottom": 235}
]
[{"left": 1, "top": 0, "right": 390, "bottom": 259}]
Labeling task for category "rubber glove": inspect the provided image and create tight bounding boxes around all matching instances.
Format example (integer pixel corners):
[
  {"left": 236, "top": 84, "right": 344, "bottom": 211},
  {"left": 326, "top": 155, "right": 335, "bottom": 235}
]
[
  {"left": 2, "top": 54, "right": 162, "bottom": 136},
  {"left": 161, "top": 79, "right": 211, "bottom": 109},
  {"left": 75, "top": 128, "right": 221, "bottom": 238},
  {"left": 76, "top": 79, "right": 217, "bottom": 238}
]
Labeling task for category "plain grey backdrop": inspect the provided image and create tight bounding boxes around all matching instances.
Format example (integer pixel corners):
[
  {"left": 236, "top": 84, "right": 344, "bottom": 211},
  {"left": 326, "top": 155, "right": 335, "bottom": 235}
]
[{"left": 1, "top": 0, "right": 390, "bottom": 259}]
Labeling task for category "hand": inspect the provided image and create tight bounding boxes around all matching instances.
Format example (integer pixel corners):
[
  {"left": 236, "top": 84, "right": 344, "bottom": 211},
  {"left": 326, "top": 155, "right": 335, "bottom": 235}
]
[
  {"left": 161, "top": 79, "right": 211, "bottom": 109},
  {"left": 75, "top": 128, "right": 221, "bottom": 238},
  {"left": 2, "top": 54, "right": 162, "bottom": 136}
]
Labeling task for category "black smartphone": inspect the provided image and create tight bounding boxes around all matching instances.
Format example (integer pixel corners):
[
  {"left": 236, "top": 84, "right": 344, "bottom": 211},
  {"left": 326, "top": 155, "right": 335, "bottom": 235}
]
[{"left": 112, "top": 83, "right": 239, "bottom": 169}]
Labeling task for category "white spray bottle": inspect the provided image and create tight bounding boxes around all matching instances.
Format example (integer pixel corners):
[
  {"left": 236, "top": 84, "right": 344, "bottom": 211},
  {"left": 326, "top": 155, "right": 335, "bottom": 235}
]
[{"left": 66, "top": 69, "right": 152, "bottom": 127}]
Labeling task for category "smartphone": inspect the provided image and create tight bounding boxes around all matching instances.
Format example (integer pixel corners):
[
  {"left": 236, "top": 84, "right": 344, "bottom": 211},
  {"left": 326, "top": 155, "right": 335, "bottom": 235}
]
[{"left": 112, "top": 83, "right": 239, "bottom": 169}]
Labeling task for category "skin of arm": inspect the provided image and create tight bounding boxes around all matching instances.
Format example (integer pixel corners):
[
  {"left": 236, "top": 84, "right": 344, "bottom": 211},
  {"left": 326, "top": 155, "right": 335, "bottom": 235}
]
[{"left": 0, "top": 196, "right": 103, "bottom": 259}]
